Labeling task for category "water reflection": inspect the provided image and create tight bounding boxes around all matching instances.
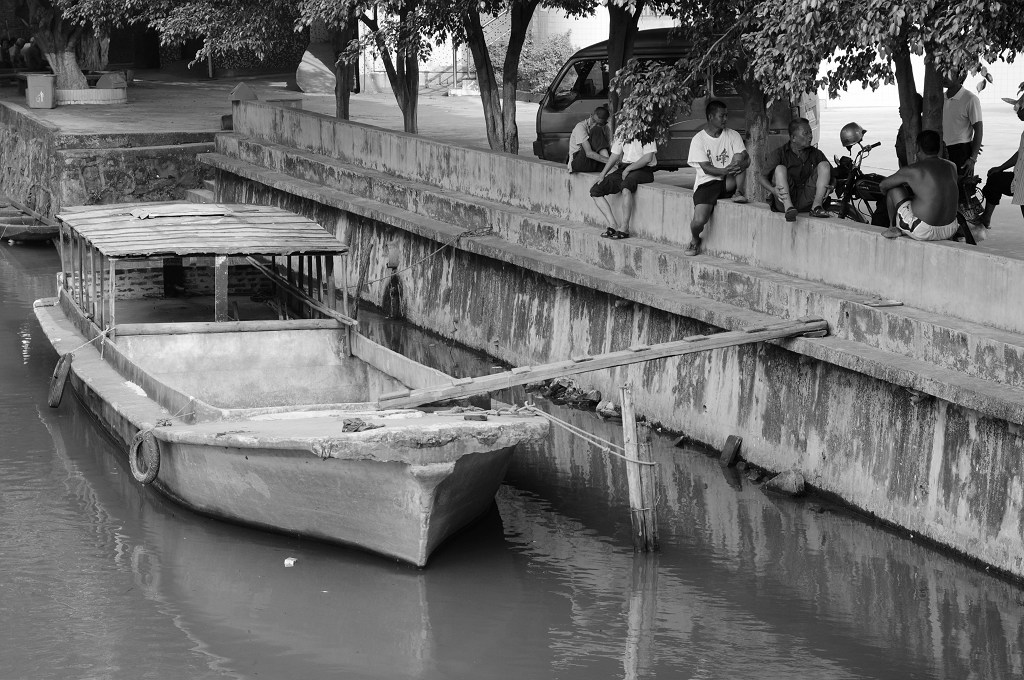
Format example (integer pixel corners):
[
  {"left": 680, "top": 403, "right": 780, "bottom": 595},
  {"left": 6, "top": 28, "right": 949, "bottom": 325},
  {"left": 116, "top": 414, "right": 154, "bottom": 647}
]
[{"left": 2, "top": 242, "right": 1023, "bottom": 679}]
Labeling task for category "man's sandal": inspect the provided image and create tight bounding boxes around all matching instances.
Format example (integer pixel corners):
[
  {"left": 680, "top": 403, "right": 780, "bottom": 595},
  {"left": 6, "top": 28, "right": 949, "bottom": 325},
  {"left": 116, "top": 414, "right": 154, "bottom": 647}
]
[
  {"left": 809, "top": 206, "right": 829, "bottom": 218},
  {"left": 600, "top": 228, "right": 617, "bottom": 238},
  {"left": 608, "top": 230, "right": 630, "bottom": 239},
  {"left": 785, "top": 207, "right": 799, "bottom": 222},
  {"left": 684, "top": 239, "right": 701, "bottom": 256}
]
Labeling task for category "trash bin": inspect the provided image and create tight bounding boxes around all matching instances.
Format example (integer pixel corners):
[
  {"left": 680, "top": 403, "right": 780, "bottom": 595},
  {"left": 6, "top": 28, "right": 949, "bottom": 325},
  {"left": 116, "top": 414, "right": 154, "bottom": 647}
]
[{"left": 26, "top": 73, "right": 56, "bottom": 109}]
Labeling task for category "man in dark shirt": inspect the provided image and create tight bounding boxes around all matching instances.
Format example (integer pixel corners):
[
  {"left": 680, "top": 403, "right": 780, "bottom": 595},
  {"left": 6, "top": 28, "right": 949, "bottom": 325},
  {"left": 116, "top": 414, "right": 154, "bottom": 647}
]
[{"left": 757, "top": 118, "right": 832, "bottom": 221}]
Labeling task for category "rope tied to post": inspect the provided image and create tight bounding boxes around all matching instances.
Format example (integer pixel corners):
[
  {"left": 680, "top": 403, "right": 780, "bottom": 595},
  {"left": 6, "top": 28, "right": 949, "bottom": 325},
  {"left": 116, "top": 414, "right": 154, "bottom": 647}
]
[{"left": 520, "top": 404, "right": 657, "bottom": 467}]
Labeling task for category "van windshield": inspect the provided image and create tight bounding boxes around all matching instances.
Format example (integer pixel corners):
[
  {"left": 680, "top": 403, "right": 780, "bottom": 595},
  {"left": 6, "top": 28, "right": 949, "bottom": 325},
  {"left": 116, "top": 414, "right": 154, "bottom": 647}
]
[{"left": 548, "top": 59, "right": 608, "bottom": 111}]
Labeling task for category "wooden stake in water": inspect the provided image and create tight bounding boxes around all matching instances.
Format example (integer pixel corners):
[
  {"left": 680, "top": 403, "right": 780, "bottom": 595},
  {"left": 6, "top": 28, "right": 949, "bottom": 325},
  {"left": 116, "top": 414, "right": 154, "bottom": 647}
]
[{"left": 620, "top": 385, "right": 659, "bottom": 552}]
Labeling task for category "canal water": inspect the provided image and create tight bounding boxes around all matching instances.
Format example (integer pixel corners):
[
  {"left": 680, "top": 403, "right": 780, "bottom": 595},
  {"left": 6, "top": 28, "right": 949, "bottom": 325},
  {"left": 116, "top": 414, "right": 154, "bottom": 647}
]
[{"left": 2, "top": 241, "right": 1022, "bottom": 680}]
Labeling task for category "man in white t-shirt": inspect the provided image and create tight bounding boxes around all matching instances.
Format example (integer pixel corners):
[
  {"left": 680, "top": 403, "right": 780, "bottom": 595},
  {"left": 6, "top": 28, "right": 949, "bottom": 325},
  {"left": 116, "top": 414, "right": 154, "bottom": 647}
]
[
  {"left": 685, "top": 100, "right": 749, "bottom": 256},
  {"left": 589, "top": 132, "right": 657, "bottom": 238},
  {"left": 567, "top": 106, "right": 611, "bottom": 172},
  {"left": 942, "top": 73, "right": 983, "bottom": 175}
]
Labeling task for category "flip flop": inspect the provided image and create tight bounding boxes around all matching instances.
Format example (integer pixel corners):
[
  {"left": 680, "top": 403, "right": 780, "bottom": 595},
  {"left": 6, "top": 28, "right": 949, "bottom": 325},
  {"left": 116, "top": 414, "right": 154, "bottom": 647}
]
[
  {"left": 810, "top": 206, "right": 829, "bottom": 218},
  {"left": 600, "top": 228, "right": 617, "bottom": 238},
  {"left": 609, "top": 231, "right": 630, "bottom": 239},
  {"left": 785, "top": 207, "right": 798, "bottom": 222}
]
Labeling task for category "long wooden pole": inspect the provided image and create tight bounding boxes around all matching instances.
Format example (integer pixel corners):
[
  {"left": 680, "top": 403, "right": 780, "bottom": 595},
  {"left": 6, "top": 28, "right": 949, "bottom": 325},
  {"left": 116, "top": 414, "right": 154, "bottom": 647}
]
[
  {"left": 379, "top": 318, "right": 829, "bottom": 408},
  {"left": 621, "top": 385, "right": 658, "bottom": 552}
]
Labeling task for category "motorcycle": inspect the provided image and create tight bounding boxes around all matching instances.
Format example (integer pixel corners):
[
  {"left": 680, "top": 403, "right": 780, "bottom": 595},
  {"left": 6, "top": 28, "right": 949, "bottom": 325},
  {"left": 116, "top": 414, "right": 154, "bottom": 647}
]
[{"left": 832, "top": 123, "right": 888, "bottom": 226}]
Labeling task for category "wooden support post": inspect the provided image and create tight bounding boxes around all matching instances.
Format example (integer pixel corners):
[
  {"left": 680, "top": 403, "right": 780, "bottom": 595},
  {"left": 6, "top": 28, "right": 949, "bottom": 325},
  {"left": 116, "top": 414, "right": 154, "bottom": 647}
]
[
  {"left": 620, "top": 385, "right": 659, "bottom": 553},
  {"left": 76, "top": 233, "right": 84, "bottom": 306},
  {"left": 108, "top": 259, "right": 116, "bottom": 338},
  {"left": 315, "top": 256, "right": 324, "bottom": 303},
  {"left": 214, "top": 255, "right": 229, "bottom": 322},
  {"left": 97, "top": 253, "right": 106, "bottom": 329},
  {"left": 326, "top": 256, "right": 336, "bottom": 311},
  {"left": 58, "top": 223, "right": 67, "bottom": 293},
  {"left": 88, "top": 243, "right": 97, "bottom": 319}
]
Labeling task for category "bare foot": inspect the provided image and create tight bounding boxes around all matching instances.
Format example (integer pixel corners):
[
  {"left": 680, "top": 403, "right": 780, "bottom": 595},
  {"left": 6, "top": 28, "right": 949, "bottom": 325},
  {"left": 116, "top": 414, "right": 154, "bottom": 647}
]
[
  {"left": 730, "top": 194, "right": 748, "bottom": 204},
  {"left": 882, "top": 227, "right": 903, "bottom": 239}
]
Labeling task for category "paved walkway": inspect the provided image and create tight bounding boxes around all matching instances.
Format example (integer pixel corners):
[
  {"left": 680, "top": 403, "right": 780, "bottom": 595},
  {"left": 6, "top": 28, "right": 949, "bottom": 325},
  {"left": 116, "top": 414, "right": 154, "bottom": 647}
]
[{"left": 4, "top": 69, "right": 1024, "bottom": 258}]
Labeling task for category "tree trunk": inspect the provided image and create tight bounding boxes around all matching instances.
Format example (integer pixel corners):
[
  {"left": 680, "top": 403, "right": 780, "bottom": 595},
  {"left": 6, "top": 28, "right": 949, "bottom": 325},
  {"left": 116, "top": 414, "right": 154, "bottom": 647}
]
[
  {"left": 738, "top": 75, "right": 769, "bottom": 202},
  {"left": 606, "top": 0, "right": 645, "bottom": 120},
  {"left": 401, "top": 52, "right": 419, "bottom": 134},
  {"left": 76, "top": 30, "right": 108, "bottom": 71},
  {"left": 25, "top": 1, "right": 88, "bottom": 90},
  {"left": 921, "top": 47, "right": 944, "bottom": 135},
  {"left": 333, "top": 14, "right": 358, "bottom": 120},
  {"left": 893, "top": 44, "right": 921, "bottom": 164},
  {"left": 358, "top": 8, "right": 418, "bottom": 133},
  {"left": 464, "top": 10, "right": 504, "bottom": 150}
]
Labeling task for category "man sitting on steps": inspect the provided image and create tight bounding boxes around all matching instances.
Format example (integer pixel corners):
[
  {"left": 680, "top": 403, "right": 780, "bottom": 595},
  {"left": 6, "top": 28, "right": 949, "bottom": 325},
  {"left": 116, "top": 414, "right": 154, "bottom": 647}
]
[
  {"left": 758, "top": 118, "right": 832, "bottom": 220},
  {"left": 568, "top": 106, "right": 611, "bottom": 173},
  {"left": 880, "top": 130, "right": 959, "bottom": 241}
]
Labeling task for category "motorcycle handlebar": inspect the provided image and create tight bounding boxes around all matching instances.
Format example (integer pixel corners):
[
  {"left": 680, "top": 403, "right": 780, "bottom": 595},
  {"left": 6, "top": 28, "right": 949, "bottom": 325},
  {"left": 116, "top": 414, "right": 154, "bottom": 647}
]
[{"left": 865, "top": 141, "right": 881, "bottom": 150}]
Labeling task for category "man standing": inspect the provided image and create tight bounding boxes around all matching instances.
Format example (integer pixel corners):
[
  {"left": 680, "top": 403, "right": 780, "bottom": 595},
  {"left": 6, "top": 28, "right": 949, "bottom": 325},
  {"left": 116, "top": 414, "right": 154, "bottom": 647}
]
[
  {"left": 757, "top": 117, "right": 831, "bottom": 220},
  {"left": 685, "top": 100, "right": 748, "bottom": 256},
  {"left": 589, "top": 131, "right": 657, "bottom": 239},
  {"left": 942, "top": 73, "right": 984, "bottom": 175},
  {"left": 979, "top": 95, "right": 1024, "bottom": 226},
  {"left": 568, "top": 106, "right": 611, "bottom": 173},
  {"left": 880, "top": 130, "right": 959, "bottom": 241}
]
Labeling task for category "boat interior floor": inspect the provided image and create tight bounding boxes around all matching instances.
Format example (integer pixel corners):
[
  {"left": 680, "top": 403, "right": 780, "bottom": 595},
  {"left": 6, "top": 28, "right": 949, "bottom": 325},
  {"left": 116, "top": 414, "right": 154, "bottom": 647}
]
[{"left": 116, "top": 295, "right": 280, "bottom": 325}]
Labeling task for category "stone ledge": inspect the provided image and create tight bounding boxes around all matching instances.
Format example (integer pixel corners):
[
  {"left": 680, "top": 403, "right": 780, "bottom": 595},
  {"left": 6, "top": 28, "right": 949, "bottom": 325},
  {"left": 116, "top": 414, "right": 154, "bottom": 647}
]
[{"left": 210, "top": 135, "right": 1024, "bottom": 395}]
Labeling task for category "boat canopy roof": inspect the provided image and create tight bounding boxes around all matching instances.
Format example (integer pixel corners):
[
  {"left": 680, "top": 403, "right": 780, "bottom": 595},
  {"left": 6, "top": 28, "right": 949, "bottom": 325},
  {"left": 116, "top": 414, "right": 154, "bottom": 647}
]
[{"left": 56, "top": 202, "right": 348, "bottom": 258}]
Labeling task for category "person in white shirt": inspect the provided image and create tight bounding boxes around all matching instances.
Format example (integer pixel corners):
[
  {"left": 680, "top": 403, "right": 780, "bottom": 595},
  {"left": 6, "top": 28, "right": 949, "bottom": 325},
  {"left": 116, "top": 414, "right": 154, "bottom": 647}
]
[
  {"left": 568, "top": 106, "right": 611, "bottom": 173},
  {"left": 942, "top": 73, "right": 983, "bottom": 175},
  {"left": 685, "top": 100, "right": 749, "bottom": 256},
  {"left": 589, "top": 132, "right": 657, "bottom": 239}
]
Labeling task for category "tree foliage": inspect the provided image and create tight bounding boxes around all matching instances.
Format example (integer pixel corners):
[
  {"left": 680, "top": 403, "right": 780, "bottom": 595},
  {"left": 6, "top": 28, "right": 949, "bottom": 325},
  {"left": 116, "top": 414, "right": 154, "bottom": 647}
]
[{"left": 487, "top": 29, "right": 576, "bottom": 94}]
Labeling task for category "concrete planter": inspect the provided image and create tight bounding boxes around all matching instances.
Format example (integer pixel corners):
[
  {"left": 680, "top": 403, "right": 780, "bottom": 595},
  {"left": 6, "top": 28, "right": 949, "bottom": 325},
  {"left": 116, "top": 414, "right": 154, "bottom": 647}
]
[{"left": 56, "top": 87, "right": 127, "bottom": 105}]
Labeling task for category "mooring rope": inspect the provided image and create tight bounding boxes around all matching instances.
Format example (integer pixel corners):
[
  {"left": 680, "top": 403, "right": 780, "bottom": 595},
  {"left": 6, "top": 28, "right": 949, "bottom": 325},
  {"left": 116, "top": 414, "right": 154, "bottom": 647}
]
[
  {"left": 66, "top": 325, "right": 113, "bottom": 355},
  {"left": 520, "top": 404, "right": 657, "bottom": 467},
  {"left": 346, "top": 226, "right": 494, "bottom": 293}
]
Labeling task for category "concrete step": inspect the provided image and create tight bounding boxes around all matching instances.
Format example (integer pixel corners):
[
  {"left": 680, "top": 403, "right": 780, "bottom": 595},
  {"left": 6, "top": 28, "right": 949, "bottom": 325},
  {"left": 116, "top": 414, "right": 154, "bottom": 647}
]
[
  {"left": 186, "top": 188, "right": 215, "bottom": 204},
  {"left": 203, "top": 178, "right": 216, "bottom": 192},
  {"left": 212, "top": 134, "right": 1024, "bottom": 394},
  {"left": 203, "top": 148, "right": 1024, "bottom": 426}
]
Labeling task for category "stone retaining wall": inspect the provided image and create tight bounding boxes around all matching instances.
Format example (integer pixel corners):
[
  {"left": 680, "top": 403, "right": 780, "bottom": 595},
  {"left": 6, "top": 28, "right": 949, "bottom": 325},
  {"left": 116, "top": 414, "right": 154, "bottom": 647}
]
[{"left": 0, "top": 102, "right": 214, "bottom": 218}]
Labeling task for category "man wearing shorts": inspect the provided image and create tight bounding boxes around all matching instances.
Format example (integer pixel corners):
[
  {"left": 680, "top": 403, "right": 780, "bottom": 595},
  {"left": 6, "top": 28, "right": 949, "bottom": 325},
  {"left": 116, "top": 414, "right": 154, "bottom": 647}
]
[
  {"left": 979, "top": 94, "right": 1024, "bottom": 226},
  {"left": 589, "top": 132, "right": 657, "bottom": 239},
  {"left": 568, "top": 106, "right": 611, "bottom": 173},
  {"left": 685, "top": 100, "right": 748, "bottom": 256},
  {"left": 758, "top": 117, "right": 831, "bottom": 220},
  {"left": 880, "top": 130, "right": 959, "bottom": 241}
]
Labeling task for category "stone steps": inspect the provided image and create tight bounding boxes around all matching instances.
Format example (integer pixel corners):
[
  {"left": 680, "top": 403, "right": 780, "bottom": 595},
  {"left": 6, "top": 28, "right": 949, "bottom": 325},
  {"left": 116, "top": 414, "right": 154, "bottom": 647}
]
[
  {"left": 210, "top": 133, "right": 1024, "bottom": 397},
  {"left": 186, "top": 187, "right": 214, "bottom": 204},
  {"left": 203, "top": 147, "right": 1024, "bottom": 426}
]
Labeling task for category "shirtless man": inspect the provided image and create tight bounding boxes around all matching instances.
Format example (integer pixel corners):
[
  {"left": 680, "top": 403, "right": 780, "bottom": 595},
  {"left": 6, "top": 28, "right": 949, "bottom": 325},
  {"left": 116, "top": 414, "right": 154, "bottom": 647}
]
[{"left": 880, "top": 129, "right": 959, "bottom": 241}]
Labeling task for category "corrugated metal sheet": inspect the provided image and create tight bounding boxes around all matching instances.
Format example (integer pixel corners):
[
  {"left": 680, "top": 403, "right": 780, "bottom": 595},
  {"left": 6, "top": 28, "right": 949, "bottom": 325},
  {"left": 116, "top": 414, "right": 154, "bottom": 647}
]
[{"left": 57, "top": 202, "right": 348, "bottom": 258}]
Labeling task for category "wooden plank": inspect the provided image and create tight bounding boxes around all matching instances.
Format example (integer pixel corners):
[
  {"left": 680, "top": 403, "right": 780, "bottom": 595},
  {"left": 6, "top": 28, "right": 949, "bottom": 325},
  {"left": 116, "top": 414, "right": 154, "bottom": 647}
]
[
  {"left": 116, "top": 318, "right": 343, "bottom": 336},
  {"left": 378, "top": 318, "right": 829, "bottom": 408}
]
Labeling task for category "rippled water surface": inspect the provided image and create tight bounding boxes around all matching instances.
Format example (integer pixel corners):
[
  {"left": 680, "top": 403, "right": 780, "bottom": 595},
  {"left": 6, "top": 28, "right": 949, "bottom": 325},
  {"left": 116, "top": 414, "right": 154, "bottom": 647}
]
[{"left": 2, "top": 242, "right": 1022, "bottom": 679}]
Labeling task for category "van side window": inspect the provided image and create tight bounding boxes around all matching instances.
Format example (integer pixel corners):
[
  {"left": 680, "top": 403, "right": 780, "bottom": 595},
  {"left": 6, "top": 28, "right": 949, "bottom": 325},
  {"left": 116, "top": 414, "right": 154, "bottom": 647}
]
[{"left": 548, "top": 59, "right": 609, "bottom": 111}]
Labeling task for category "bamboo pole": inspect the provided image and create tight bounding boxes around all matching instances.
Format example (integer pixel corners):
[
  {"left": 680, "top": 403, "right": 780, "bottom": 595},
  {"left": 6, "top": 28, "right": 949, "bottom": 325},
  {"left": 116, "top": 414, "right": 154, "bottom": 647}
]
[
  {"left": 108, "top": 259, "right": 116, "bottom": 339},
  {"left": 620, "top": 385, "right": 658, "bottom": 552}
]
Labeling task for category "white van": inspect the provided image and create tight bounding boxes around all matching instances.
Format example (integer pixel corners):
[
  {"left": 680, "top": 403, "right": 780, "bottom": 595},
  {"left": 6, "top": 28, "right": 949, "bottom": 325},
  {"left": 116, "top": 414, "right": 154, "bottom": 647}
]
[{"left": 532, "top": 28, "right": 819, "bottom": 170}]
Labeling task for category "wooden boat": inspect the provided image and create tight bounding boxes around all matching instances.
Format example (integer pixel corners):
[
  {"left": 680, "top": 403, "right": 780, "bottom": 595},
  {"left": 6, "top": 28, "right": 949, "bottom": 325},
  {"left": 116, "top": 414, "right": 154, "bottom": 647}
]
[
  {"left": 32, "top": 201, "right": 547, "bottom": 567},
  {"left": 0, "top": 200, "right": 59, "bottom": 242}
]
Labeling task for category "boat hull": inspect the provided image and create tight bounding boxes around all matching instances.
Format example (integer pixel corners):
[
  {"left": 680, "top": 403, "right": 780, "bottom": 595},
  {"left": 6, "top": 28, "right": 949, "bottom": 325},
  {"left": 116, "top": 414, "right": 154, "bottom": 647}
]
[{"left": 35, "top": 298, "right": 546, "bottom": 566}]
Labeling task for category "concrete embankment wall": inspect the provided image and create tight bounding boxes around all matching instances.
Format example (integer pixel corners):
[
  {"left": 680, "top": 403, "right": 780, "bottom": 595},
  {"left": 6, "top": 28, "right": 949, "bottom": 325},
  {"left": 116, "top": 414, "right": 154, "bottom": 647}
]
[
  {"left": 0, "top": 103, "right": 213, "bottom": 217},
  {"left": 205, "top": 101, "right": 1024, "bottom": 579}
]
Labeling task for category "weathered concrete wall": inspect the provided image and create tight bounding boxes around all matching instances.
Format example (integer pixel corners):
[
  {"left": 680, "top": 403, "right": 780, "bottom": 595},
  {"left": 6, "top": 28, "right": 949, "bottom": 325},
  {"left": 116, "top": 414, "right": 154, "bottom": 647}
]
[
  {"left": 217, "top": 176, "right": 1024, "bottom": 580},
  {"left": 0, "top": 102, "right": 214, "bottom": 218},
  {"left": 208, "top": 103, "right": 1024, "bottom": 580}
]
